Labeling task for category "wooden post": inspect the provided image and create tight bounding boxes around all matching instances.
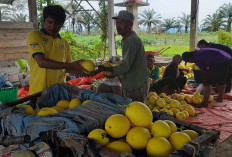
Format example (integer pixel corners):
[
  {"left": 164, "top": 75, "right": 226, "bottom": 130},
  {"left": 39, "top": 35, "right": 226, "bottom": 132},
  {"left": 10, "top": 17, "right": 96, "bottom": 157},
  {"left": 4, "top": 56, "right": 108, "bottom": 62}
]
[
  {"left": 126, "top": 4, "right": 139, "bottom": 33},
  {"left": 190, "top": 0, "right": 199, "bottom": 51},
  {"left": 108, "top": 0, "right": 115, "bottom": 60},
  {"left": 28, "top": 0, "right": 38, "bottom": 30}
]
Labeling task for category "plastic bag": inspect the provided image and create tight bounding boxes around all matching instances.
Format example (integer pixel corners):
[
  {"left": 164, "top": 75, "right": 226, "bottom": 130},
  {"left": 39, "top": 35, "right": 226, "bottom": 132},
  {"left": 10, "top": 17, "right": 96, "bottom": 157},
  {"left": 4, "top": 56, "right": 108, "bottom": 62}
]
[{"left": 16, "top": 59, "right": 30, "bottom": 73}]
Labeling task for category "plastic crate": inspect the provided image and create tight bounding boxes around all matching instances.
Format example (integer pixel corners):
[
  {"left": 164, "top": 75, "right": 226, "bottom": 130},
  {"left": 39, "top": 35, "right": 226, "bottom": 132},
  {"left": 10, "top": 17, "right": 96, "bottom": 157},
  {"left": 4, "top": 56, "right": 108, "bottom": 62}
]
[{"left": 0, "top": 87, "right": 18, "bottom": 103}]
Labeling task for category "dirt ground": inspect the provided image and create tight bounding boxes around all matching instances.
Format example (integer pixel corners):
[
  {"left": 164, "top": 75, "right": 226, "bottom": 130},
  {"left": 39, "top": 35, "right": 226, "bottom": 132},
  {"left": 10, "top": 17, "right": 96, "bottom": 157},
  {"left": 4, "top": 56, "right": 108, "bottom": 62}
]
[{"left": 211, "top": 135, "right": 232, "bottom": 157}]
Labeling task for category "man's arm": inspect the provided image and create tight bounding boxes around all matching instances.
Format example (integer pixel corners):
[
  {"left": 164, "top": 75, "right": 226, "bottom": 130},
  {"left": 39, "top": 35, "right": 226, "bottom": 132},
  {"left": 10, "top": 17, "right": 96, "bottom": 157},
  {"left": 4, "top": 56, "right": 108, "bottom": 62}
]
[{"left": 34, "top": 55, "right": 87, "bottom": 74}]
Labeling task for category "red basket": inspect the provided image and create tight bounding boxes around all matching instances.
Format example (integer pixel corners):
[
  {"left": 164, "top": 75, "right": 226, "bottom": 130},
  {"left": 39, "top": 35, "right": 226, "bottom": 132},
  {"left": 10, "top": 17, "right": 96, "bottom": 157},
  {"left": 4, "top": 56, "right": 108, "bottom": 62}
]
[
  {"left": 145, "top": 47, "right": 170, "bottom": 56},
  {"left": 145, "top": 50, "right": 161, "bottom": 56}
]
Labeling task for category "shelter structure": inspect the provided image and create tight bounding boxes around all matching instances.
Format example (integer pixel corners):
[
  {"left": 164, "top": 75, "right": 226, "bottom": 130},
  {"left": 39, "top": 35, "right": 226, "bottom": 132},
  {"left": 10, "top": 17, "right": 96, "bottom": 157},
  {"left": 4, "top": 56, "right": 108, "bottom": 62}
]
[
  {"left": 0, "top": 0, "right": 200, "bottom": 65},
  {"left": 63, "top": 0, "right": 116, "bottom": 59},
  {"left": 115, "top": 0, "right": 149, "bottom": 33}
]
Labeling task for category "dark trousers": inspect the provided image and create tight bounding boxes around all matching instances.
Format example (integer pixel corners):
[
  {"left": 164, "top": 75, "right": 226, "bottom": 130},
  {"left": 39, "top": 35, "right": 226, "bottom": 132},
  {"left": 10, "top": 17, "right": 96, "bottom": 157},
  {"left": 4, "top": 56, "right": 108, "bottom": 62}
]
[
  {"left": 225, "top": 60, "right": 232, "bottom": 93},
  {"left": 176, "top": 76, "right": 187, "bottom": 90}
]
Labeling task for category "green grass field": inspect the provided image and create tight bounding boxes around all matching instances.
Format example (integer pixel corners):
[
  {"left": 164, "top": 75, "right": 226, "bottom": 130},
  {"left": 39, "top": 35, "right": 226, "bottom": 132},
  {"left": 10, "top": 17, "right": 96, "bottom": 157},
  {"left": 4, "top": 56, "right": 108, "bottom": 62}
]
[{"left": 74, "top": 32, "right": 219, "bottom": 57}]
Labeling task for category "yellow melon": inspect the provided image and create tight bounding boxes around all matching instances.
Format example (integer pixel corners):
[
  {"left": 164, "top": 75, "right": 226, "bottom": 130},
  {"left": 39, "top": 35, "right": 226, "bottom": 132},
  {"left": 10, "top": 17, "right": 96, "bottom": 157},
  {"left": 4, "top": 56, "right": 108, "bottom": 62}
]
[
  {"left": 69, "top": 98, "right": 82, "bottom": 108},
  {"left": 87, "top": 129, "right": 109, "bottom": 146},
  {"left": 80, "top": 60, "right": 95, "bottom": 74},
  {"left": 126, "top": 127, "right": 151, "bottom": 150},
  {"left": 146, "top": 137, "right": 172, "bottom": 157},
  {"left": 106, "top": 141, "right": 132, "bottom": 154},
  {"left": 169, "top": 132, "right": 191, "bottom": 150},
  {"left": 125, "top": 101, "right": 153, "bottom": 127},
  {"left": 105, "top": 114, "right": 130, "bottom": 138},
  {"left": 151, "top": 120, "right": 171, "bottom": 138}
]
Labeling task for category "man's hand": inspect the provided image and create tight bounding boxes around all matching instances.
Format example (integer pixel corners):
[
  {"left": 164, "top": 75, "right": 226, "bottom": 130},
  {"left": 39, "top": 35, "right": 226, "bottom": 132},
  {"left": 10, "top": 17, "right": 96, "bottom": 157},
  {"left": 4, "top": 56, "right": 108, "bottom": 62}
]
[
  {"left": 180, "top": 69, "right": 190, "bottom": 73},
  {"left": 67, "top": 60, "right": 88, "bottom": 75},
  {"left": 97, "top": 65, "right": 113, "bottom": 73}
]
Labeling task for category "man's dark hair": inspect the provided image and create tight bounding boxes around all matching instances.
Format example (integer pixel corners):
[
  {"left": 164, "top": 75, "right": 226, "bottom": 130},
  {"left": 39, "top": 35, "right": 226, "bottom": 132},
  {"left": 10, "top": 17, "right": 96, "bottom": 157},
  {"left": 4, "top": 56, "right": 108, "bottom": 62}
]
[
  {"left": 182, "top": 52, "right": 194, "bottom": 63},
  {"left": 146, "top": 54, "right": 154, "bottom": 60},
  {"left": 197, "top": 39, "right": 209, "bottom": 47},
  {"left": 43, "top": 5, "right": 66, "bottom": 24}
]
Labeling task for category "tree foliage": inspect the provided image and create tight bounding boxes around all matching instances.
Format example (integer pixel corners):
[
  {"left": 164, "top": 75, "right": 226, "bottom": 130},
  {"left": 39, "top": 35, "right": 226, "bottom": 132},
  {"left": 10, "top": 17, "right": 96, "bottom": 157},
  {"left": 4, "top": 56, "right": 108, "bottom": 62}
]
[
  {"left": 178, "top": 12, "right": 190, "bottom": 33},
  {"left": 219, "top": 2, "right": 232, "bottom": 32},
  {"left": 161, "top": 18, "right": 176, "bottom": 31},
  {"left": 139, "top": 8, "right": 161, "bottom": 33},
  {"left": 201, "top": 12, "right": 224, "bottom": 32}
]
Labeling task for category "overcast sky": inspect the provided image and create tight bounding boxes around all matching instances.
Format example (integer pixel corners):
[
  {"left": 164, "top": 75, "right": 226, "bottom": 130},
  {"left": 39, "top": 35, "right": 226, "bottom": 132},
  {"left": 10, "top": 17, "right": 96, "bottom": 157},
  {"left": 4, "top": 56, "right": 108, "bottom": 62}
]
[{"left": 78, "top": 0, "right": 231, "bottom": 25}]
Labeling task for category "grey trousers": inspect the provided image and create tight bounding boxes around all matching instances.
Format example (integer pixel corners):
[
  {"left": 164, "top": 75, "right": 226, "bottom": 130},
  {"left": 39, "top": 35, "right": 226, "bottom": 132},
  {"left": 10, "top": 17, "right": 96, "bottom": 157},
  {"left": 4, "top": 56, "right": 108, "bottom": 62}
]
[{"left": 123, "top": 79, "right": 150, "bottom": 103}]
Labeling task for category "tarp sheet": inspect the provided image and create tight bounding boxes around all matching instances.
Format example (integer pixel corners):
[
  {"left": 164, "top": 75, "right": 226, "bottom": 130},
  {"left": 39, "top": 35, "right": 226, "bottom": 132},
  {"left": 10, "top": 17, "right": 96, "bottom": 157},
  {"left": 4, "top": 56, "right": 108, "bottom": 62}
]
[
  {"left": 183, "top": 85, "right": 232, "bottom": 142},
  {"left": 17, "top": 72, "right": 106, "bottom": 98}
]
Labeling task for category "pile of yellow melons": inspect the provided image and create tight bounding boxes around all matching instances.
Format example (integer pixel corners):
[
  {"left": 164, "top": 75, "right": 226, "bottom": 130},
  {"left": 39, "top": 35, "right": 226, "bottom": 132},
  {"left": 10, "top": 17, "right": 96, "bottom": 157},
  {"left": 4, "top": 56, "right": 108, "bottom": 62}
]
[
  {"left": 145, "top": 91, "right": 214, "bottom": 121},
  {"left": 87, "top": 101, "right": 200, "bottom": 156},
  {"left": 18, "top": 98, "right": 92, "bottom": 116},
  {"left": 159, "top": 61, "right": 200, "bottom": 79}
]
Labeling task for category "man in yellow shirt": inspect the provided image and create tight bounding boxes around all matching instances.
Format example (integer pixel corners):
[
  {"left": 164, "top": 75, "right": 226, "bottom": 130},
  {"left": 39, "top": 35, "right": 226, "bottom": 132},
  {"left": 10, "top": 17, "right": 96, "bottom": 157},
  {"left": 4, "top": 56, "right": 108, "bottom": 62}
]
[{"left": 27, "top": 5, "right": 85, "bottom": 95}]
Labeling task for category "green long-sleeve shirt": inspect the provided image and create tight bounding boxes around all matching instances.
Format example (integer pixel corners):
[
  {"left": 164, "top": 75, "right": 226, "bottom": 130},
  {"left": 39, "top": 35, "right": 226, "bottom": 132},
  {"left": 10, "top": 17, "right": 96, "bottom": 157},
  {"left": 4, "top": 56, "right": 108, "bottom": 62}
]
[
  {"left": 113, "top": 31, "right": 148, "bottom": 92},
  {"left": 148, "top": 65, "right": 160, "bottom": 80}
]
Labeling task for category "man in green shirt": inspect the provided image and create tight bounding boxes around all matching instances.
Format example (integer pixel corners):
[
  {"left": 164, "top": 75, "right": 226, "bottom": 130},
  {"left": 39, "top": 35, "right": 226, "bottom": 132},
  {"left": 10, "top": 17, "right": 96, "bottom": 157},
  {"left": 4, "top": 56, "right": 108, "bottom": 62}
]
[
  {"left": 97, "top": 10, "right": 149, "bottom": 102},
  {"left": 146, "top": 54, "right": 160, "bottom": 85}
]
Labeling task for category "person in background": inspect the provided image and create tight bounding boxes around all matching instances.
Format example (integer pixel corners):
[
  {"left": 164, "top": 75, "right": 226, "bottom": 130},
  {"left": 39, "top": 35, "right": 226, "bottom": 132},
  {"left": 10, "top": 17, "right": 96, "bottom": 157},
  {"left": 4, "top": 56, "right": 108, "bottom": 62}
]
[
  {"left": 182, "top": 48, "right": 232, "bottom": 107},
  {"left": 197, "top": 39, "right": 232, "bottom": 56},
  {"left": 150, "top": 77, "right": 179, "bottom": 95},
  {"left": 162, "top": 54, "right": 187, "bottom": 92},
  {"left": 146, "top": 54, "right": 160, "bottom": 86},
  {"left": 197, "top": 39, "right": 232, "bottom": 93},
  {"left": 97, "top": 10, "right": 149, "bottom": 102},
  {"left": 27, "top": 5, "right": 86, "bottom": 95}
]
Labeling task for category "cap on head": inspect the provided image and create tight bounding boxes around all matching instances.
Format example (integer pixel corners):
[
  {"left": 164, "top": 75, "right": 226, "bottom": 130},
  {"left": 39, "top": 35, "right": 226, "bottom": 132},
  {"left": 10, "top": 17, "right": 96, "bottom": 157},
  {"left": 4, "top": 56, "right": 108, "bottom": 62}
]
[
  {"left": 112, "top": 10, "right": 134, "bottom": 22},
  {"left": 146, "top": 54, "right": 154, "bottom": 60}
]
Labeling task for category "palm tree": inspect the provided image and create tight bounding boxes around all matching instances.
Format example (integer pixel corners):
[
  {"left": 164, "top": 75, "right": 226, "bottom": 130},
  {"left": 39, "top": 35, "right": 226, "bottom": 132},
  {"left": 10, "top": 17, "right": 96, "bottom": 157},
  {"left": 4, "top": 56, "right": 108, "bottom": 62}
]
[
  {"left": 80, "top": 11, "right": 96, "bottom": 35},
  {"left": 175, "top": 20, "right": 182, "bottom": 32},
  {"left": 139, "top": 8, "right": 161, "bottom": 33},
  {"left": 161, "top": 18, "right": 176, "bottom": 32},
  {"left": 219, "top": 2, "right": 232, "bottom": 32},
  {"left": 201, "top": 12, "right": 224, "bottom": 32},
  {"left": 178, "top": 12, "right": 190, "bottom": 33}
]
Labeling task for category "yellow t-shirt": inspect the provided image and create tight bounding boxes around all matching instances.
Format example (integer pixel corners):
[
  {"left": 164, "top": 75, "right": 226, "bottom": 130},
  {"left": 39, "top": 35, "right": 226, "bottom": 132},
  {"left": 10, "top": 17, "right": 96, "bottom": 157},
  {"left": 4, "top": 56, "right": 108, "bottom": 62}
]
[{"left": 26, "top": 29, "right": 71, "bottom": 95}]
